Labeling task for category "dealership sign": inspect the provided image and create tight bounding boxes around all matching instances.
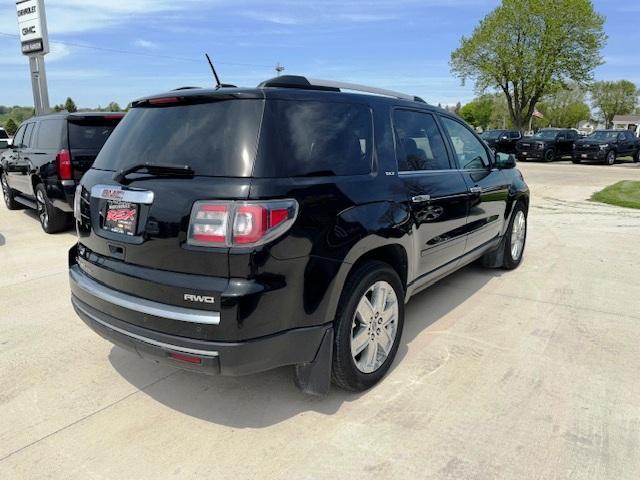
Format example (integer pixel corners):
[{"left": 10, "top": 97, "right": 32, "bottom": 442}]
[{"left": 16, "top": 0, "right": 49, "bottom": 55}]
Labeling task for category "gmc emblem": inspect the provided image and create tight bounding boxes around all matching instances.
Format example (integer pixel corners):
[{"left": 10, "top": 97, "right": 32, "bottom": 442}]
[{"left": 184, "top": 294, "right": 215, "bottom": 304}]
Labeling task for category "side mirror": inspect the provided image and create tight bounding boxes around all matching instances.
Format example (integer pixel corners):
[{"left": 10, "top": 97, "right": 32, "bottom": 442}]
[
  {"left": 495, "top": 153, "right": 516, "bottom": 169},
  {"left": 499, "top": 135, "right": 509, "bottom": 141}
]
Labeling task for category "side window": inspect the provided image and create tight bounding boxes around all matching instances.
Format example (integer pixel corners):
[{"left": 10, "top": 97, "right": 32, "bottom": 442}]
[
  {"left": 13, "top": 125, "right": 26, "bottom": 148},
  {"left": 393, "top": 110, "right": 451, "bottom": 171},
  {"left": 22, "top": 123, "right": 35, "bottom": 148},
  {"left": 440, "top": 116, "right": 490, "bottom": 170},
  {"left": 36, "top": 120, "right": 63, "bottom": 149},
  {"left": 627, "top": 131, "right": 636, "bottom": 141},
  {"left": 509, "top": 131, "right": 521, "bottom": 139}
]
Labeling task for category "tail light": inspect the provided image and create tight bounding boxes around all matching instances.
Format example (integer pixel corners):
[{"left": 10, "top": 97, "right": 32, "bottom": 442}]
[
  {"left": 187, "top": 200, "right": 298, "bottom": 247},
  {"left": 56, "top": 149, "right": 72, "bottom": 180}
]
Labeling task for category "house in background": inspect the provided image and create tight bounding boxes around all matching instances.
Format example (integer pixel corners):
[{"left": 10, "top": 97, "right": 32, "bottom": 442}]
[{"left": 612, "top": 115, "right": 640, "bottom": 137}]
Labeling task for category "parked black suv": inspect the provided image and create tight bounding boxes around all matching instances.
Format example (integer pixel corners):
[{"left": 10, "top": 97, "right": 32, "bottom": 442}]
[
  {"left": 68, "top": 76, "right": 529, "bottom": 394},
  {"left": 516, "top": 128, "right": 578, "bottom": 162},
  {"left": 573, "top": 130, "right": 640, "bottom": 165},
  {"left": 480, "top": 129, "right": 522, "bottom": 154},
  {"left": 1, "top": 112, "right": 124, "bottom": 233}
]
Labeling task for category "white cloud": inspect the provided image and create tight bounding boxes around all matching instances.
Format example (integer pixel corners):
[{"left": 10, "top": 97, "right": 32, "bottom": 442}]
[{"left": 133, "top": 39, "right": 158, "bottom": 49}]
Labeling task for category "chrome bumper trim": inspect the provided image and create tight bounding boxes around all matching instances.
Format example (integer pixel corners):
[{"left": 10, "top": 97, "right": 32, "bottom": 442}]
[
  {"left": 74, "top": 300, "right": 219, "bottom": 357},
  {"left": 70, "top": 267, "right": 221, "bottom": 325}
]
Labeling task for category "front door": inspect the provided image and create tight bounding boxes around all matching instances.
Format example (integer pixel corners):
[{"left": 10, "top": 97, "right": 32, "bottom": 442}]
[
  {"left": 439, "top": 116, "right": 509, "bottom": 253},
  {"left": 393, "top": 109, "right": 470, "bottom": 277}
]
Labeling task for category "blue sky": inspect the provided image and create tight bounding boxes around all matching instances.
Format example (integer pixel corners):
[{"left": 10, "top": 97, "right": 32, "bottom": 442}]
[{"left": 1, "top": 0, "right": 638, "bottom": 108}]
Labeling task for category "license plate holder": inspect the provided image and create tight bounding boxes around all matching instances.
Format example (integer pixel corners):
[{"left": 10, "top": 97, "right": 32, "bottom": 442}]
[{"left": 104, "top": 201, "right": 138, "bottom": 236}]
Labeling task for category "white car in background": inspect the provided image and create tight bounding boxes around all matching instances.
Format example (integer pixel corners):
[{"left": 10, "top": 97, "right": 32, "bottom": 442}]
[{"left": 0, "top": 128, "right": 10, "bottom": 151}]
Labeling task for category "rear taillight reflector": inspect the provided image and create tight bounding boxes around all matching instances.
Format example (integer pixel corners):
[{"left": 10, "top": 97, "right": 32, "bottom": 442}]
[
  {"left": 56, "top": 149, "right": 72, "bottom": 180},
  {"left": 169, "top": 352, "right": 202, "bottom": 364},
  {"left": 187, "top": 200, "right": 298, "bottom": 247}
]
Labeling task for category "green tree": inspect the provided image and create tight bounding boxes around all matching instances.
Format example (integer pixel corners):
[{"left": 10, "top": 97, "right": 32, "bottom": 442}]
[
  {"left": 106, "top": 102, "right": 121, "bottom": 112},
  {"left": 4, "top": 118, "right": 18, "bottom": 136},
  {"left": 589, "top": 80, "right": 639, "bottom": 128},
  {"left": 64, "top": 97, "right": 78, "bottom": 113},
  {"left": 451, "top": 0, "right": 606, "bottom": 131},
  {"left": 460, "top": 95, "right": 495, "bottom": 130},
  {"left": 534, "top": 84, "right": 591, "bottom": 128}
]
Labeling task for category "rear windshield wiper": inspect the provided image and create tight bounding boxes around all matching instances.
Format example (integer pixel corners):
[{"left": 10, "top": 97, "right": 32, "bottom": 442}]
[{"left": 114, "top": 163, "right": 195, "bottom": 184}]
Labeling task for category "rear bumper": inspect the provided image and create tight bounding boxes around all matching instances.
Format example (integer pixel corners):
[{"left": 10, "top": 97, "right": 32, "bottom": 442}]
[
  {"left": 49, "top": 180, "right": 75, "bottom": 212},
  {"left": 516, "top": 149, "right": 544, "bottom": 160},
  {"left": 69, "top": 267, "right": 331, "bottom": 376}
]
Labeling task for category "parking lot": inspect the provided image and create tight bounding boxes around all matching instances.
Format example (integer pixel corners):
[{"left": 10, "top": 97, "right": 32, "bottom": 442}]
[{"left": 1, "top": 161, "right": 639, "bottom": 479}]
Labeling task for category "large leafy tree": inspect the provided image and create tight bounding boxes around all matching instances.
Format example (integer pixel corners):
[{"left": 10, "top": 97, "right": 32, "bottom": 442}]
[
  {"left": 535, "top": 84, "right": 591, "bottom": 128},
  {"left": 459, "top": 95, "right": 494, "bottom": 130},
  {"left": 589, "top": 80, "right": 639, "bottom": 128},
  {"left": 451, "top": 0, "right": 606, "bottom": 131}
]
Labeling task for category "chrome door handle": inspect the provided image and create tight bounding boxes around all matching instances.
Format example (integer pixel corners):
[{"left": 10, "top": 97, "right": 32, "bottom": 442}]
[
  {"left": 411, "top": 195, "right": 431, "bottom": 203},
  {"left": 469, "top": 187, "right": 482, "bottom": 194}
]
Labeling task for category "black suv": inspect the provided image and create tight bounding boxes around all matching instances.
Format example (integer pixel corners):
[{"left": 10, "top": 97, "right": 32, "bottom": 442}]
[
  {"left": 68, "top": 76, "right": 529, "bottom": 394},
  {"left": 480, "top": 129, "right": 522, "bottom": 154},
  {"left": 516, "top": 128, "right": 578, "bottom": 162},
  {"left": 1, "top": 112, "right": 124, "bottom": 233},
  {"left": 573, "top": 130, "right": 640, "bottom": 165}
]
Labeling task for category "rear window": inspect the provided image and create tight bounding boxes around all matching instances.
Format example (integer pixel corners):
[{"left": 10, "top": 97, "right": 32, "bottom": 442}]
[
  {"left": 255, "top": 100, "right": 373, "bottom": 177},
  {"left": 69, "top": 122, "right": 117, "bottom": 151},
  {"left": 93, "top": 100, "right": 263, "bottom": 177}
]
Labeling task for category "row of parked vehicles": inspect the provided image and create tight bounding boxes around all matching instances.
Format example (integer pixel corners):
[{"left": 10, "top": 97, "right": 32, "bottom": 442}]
[
  {"left": 481, "top": 128, "right": 640, "bottom": 165},
  {"left": 1, "top": 76, "right": 530, "bottom": 394}
]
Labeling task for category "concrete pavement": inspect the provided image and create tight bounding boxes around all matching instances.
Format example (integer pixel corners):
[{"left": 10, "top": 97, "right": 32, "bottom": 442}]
[{"left": 1, "top": 161, "right": 639, "bottom": 479}]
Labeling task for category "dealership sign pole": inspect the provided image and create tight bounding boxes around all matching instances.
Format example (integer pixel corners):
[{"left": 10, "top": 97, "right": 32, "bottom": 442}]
[{"left": 16, "top": 0, "right": 50, "bottom": 115}]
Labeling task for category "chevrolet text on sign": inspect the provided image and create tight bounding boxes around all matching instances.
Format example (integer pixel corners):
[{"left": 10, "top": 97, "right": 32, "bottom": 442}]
[{"left": 16, "top": 0, "right": 49, "bottom": 55}]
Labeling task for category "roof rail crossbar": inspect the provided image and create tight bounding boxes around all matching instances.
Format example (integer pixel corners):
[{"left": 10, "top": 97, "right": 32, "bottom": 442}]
[{"left": 259, "top": 75, "right": 426, "bottom": 103}]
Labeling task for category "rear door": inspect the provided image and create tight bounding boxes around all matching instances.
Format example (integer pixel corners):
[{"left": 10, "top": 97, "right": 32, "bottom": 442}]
[
  {"left": 439, "top": 115, "right": 509, "bottom": 253},
  {"left": 12, "top": 122, "right": 36, "bottom": 195},
  {"left": 67, "top": 115, "right": 123, "bottom": 181},
  {"left": 393, "top": 109, "right": 470, "bottom": 277},
  {"left": 3, "top": 124, "right": 25, "bottom": 191}
]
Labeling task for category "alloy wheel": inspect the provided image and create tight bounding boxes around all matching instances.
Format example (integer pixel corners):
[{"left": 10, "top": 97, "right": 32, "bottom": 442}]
[
  {"left": 350, "top": 280, "right": 399, "bottom": 374},
  {"left": 510, "top": 210, "right": 526, "bottom": 261},
  {"left": 36, "top": 190, "right": 48, "bottom": 229},
  {"left": 607, "top": 151, "right": 615, "bottom": 165}
]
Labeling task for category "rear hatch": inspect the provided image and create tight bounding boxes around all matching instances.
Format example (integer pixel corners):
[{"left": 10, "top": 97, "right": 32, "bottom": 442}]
[
  {"left": 67, "top": 114, "right": 124, "bottom": 181},
  {"left": 77, "top": 93, "right": 264, "bottom": 279}
]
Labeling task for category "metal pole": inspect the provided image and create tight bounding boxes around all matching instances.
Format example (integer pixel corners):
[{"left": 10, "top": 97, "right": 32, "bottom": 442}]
[{"left": 29, "top": 54, "right": 50, "bottom": 115}]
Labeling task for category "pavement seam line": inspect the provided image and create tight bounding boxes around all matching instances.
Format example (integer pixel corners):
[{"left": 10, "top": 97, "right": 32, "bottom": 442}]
[{"left": 0, "top": 370, "right": 179, "bottom": 464}]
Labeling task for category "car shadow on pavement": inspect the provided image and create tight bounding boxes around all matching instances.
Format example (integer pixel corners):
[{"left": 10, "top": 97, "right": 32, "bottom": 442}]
[
  {"left": 109, "top": 263, "right": 502, "bottom": 428},
  {"left": 21, "top": 209, "right": 77, "bottom": 235}
]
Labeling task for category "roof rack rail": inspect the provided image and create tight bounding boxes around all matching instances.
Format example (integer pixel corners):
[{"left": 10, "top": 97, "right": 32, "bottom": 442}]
[{"left": 258, "top": 75, "right": 426, "bottom": 103}]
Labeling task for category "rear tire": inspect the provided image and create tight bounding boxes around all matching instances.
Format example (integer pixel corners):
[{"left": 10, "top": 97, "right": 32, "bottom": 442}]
[
  {"left": 35, "top": 183, "right": 69, "bottom": 234},
  {"left": 1, "top": 172, "right": 23, "bottom": 210},
  {"left": 331, "top": 261, "right": 405, "bottom": 392},
  {"left": 633, "top": 149, "right": 639, "bottom": 163}
]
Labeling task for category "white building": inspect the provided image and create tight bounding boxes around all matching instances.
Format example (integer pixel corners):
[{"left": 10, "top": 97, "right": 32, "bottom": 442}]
[{"left": 612, "top": 115, "right": 640, "bottom": 137}]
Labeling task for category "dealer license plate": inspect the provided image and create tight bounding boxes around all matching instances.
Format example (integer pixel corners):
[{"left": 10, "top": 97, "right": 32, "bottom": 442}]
[{"left": 104, "top": 201, "right": 138, "bottom": 236}]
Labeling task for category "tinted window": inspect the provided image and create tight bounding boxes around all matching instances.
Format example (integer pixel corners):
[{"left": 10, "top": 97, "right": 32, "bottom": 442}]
[
  {"left": 22, "top": 123, "right": 35, "bottom": 148},
  {"left": 35, "top": 120, "right": 63, "bottom": 149},
  {"left": 69, "top": 123, "right": 116, "bottom": 150},
  {"left": 0, "top": 130, "right": 8, "bottom": 139},
  {"left": 13, "top": 125, "right": 26, "bottom": 148},
  {"left": 626, "top": 131, "right": 636, "bottom": 141},
  {"left": 256, "top": 100, "right": 372, "bottom": 177},
  {"left": 440, "top": 116, "right": 489, "bottom": 170},
  {"left": 94, "top": 99, "right": 263, "bottom": 177},
  {"left": 393, "top": 110, "right": 450, "bottom": 171},
  {"left": 509, "top": 131, "right": 521, "bottom": 139}
]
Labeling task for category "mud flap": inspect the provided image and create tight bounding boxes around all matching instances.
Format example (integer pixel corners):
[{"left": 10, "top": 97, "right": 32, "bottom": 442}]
[
  {"left": 481, "top": 236, "right": 506, "bottom": 268},
  {"left": 294, "top": 327, "right": 333, "bottom": 396}
]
